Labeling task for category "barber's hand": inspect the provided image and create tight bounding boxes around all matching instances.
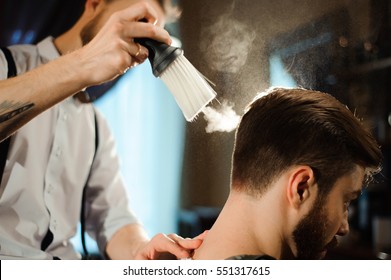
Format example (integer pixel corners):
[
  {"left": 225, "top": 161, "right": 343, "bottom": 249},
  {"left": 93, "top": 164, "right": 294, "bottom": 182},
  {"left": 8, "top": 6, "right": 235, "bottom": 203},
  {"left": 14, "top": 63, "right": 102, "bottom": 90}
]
[
  {"left": 135, "top": 231, "right": 208, "bottom": 260},
  {"left": 76, "top": 1, "right": 171, "bottom": 86}
]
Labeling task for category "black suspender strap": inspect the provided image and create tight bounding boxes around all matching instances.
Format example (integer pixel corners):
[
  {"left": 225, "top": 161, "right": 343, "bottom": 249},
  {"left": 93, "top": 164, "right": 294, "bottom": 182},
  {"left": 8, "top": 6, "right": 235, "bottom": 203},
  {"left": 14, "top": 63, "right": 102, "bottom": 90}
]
[
  {"left": 0, "top": 47, "right": 16, "bottom": 185},
  {"left": 0, "top": 47, "right": 56, "bottom": 255},
  {"left": 40, "top": 229, "right": 54, "bottom": 251},
  {"left": 1, "top": 47, "right": 17, "bottom": 78},
  {"left": 0, "top": 136, "right": 10, "bottom": 185},
  {"left": 0, "top": 48, "right": 99, "bottom": 258},
  {"left": 80, "top": 109, "right": 99, "bottom": 259},
  {"left": 0, "top": 138, "right": 10, "bottom": 185}
]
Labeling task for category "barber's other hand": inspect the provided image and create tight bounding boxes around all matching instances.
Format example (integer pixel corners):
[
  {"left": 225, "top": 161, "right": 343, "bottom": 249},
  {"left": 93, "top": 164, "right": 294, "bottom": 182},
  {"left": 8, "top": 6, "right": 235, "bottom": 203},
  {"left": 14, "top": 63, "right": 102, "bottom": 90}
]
[
  {"left": 76, "top": 1, "right": 171, "bottom": 86},
  {"left": 135, "top": 231, "right": 207, "bottom": 260}
]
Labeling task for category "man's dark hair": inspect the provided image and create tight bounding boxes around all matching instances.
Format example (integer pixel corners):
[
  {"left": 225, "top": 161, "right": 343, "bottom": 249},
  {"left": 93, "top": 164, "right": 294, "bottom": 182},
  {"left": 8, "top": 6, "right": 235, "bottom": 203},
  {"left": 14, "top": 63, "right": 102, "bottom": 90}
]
[{"left": 231, "top": 87, "right": 382, "bottom": 197}]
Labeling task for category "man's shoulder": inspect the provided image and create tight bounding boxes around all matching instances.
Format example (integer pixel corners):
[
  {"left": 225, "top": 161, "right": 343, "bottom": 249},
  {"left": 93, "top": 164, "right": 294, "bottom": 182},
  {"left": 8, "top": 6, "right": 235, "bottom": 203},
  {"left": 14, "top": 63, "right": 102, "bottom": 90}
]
[
  {"left": 0, "top": 43, "right": 36, "bottom": 79},
  {"left": 4, "top": 37, "right": 57, "bottom": 75},
  {"left": 3, "top": 43, "right": 40, "bottom": 76},
  {"left": 7, "top": 43, "right": 40, "bottom": 58}
]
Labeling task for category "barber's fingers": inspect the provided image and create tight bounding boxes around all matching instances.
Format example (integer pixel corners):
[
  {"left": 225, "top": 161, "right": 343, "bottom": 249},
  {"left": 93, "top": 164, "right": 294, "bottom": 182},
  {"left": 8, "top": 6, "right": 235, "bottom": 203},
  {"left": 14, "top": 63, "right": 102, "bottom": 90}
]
[
  {"left": 135, "top": 232, "right": 207, "bottom": 260},
  {"left": 127, "top": 44, "right": 148, "bottom": 68},
  {"left": 117, "top": 1, "right": 160, "bottom": 24},
  {"left": 152, "top": 233, "right": 193, "bottom": 259},
  {"left": 167, "top": 233, "right": 203, "bottom": 251},
  {"left": 123, "top": 21, "right": 171, "bottom": 45},
  {"left": 134, "top": 233, "right": 186, "bottom": 260},
  {"left": 114, "top": 2, "right": 172, "bottom": 45},
  {"left": 78, "top": 1, "right": 171, "bottom": 82},
  {"left": 194, "top": 230, "right": 209, "bottom": 241}
]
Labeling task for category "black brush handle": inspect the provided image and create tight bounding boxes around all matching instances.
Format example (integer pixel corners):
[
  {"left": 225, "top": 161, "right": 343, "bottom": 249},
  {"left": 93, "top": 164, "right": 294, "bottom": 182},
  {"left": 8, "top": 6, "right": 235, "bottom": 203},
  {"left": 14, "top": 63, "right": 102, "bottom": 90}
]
[{"left": 135, "top": 38, "right": 183, "bottom": 77}]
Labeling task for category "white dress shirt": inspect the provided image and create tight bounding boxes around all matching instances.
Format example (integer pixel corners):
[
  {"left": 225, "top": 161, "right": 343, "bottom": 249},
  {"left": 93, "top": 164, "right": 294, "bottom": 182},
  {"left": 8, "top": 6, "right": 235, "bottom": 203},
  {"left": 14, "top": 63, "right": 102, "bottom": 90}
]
[{"left": 0, "top": 37, "right": 139, "bottom": 259}]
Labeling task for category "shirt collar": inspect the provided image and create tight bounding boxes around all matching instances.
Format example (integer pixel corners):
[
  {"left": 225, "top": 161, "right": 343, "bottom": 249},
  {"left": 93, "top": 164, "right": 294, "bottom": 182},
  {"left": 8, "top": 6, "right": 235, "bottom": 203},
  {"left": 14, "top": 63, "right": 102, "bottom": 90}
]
[{"left": 37, "top": 36, "right": 60, "bottom": 61}]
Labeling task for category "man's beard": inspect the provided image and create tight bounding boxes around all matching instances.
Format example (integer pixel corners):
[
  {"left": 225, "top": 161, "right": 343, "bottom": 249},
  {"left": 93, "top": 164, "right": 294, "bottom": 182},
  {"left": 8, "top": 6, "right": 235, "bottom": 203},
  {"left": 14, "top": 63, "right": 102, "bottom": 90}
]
[
  {"left": 292, "top": 195, "right": 337, "bottom": 259},
  {"left": 80, "top": 12, "right": 105, "bottom": 46}
]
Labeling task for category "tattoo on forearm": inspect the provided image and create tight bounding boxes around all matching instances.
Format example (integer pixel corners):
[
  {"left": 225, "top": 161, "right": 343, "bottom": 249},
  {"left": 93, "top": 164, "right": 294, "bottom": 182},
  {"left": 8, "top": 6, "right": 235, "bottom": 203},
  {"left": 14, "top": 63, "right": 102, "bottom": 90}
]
[{"left": 0, "top": 101, "right": 34, "bottom": 123}]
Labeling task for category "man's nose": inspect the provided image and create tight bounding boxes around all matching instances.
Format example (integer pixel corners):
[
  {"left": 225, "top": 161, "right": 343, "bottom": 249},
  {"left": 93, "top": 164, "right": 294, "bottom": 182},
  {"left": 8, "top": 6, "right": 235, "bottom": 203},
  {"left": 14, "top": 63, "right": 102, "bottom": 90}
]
[{"left": 337, "top": 213, "right": 350, "bottom": 236}]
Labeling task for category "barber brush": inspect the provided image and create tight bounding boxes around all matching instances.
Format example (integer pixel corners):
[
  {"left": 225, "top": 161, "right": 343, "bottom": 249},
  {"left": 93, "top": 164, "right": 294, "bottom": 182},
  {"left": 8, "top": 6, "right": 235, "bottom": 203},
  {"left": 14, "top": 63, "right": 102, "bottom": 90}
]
[{"left": 136, "top": 38, "right": 216, "bottom": 121}]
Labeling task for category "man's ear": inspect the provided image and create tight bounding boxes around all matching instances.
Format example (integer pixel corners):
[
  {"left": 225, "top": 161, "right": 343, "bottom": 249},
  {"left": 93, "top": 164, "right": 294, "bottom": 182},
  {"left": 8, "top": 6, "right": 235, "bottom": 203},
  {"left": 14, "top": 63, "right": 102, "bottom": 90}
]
[
  {"left": 286, "top": 166, "right": 317, "bottom": 209},
  {"left": 85, "top": 0, "right": 104, "bottom": 15}
]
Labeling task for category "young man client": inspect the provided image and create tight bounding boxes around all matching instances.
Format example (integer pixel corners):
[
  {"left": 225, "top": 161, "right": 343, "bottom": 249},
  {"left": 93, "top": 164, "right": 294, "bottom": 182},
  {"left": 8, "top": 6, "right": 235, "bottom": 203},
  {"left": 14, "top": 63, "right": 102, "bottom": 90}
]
[{"left": 193, "top": 87, "right": 382, "bottom": 260}]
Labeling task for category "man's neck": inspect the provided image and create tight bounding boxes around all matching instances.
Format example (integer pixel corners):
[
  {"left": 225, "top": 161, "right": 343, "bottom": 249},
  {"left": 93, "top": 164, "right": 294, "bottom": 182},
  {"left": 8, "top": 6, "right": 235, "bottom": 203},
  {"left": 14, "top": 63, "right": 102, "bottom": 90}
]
[
  {"left": 192, "top": 190, "right": 285, "bottom": 260},
  {"left": 53, "top": 28, "right": 83, "bottom": 56}
]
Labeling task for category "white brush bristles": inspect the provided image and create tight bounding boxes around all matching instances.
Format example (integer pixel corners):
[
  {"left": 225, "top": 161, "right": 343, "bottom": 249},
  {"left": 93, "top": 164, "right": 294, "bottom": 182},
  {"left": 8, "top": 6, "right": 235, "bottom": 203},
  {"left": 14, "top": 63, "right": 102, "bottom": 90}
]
[{"left": 160, "top": 54, "right": 217, "bottom": 121}]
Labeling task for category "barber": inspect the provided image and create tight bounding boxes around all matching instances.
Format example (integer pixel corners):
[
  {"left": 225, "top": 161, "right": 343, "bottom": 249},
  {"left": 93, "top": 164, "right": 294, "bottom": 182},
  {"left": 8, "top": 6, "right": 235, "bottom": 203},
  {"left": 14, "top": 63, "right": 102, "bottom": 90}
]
[{"left": 0, "top": 0, "right": 202, "bottom": 260}]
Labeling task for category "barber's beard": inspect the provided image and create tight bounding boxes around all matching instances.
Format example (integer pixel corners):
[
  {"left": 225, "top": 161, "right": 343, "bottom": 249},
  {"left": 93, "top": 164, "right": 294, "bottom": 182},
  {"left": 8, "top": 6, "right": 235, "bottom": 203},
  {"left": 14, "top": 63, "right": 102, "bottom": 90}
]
[
  {"left": 80, "top": 12, "right": 105, "bottom": 46},
  {"left": 292, "top": 196, "right": 333, "bottom": 259}
]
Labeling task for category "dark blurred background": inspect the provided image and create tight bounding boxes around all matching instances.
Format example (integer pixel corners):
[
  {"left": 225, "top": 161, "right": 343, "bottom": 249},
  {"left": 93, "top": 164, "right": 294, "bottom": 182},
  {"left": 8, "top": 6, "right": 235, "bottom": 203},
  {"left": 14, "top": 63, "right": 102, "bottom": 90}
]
[{"left": 1, "top": 0, "right": 391, "bottom": 259}]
